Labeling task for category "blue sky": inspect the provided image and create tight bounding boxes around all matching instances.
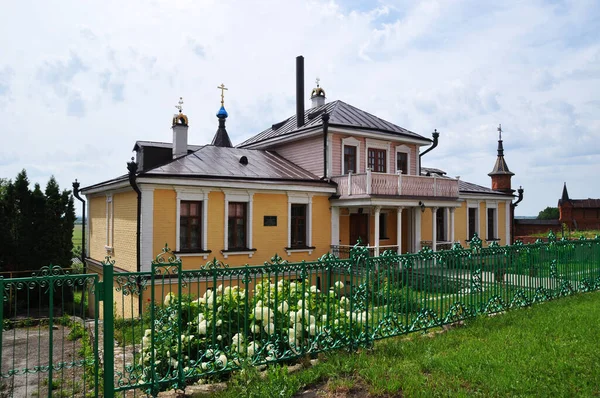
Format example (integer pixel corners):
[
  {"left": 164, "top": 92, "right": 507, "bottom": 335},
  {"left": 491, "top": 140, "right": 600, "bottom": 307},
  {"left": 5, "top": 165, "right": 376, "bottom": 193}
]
[{"left": 1, "top": 0, "right": 599, "bottom": 216}]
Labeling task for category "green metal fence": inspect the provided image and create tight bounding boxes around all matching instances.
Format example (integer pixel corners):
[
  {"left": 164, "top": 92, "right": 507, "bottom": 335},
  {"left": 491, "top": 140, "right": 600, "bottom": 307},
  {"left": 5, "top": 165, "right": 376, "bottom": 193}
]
[{"left": 1, "top": 232, "right": 599, "bottom": 397}]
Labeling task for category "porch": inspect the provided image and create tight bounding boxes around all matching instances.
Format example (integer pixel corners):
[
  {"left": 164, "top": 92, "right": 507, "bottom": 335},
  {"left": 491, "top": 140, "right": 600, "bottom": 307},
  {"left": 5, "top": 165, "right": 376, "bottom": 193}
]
[{"left": 330, "top": 203, "right": 460, "bottom": 257}]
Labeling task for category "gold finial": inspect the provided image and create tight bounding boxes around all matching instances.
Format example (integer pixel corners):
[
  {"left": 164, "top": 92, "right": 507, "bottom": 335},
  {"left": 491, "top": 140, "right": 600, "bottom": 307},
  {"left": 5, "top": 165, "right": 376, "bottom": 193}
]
[
  {"left": 497, "top": 124, "right": 502, "bottom": 140},
  {"left": 175, "top": 97, "right": 184, "bottom": 113},
  {"left": 217, "top": 83, "right": 228, "bottom": 106}
]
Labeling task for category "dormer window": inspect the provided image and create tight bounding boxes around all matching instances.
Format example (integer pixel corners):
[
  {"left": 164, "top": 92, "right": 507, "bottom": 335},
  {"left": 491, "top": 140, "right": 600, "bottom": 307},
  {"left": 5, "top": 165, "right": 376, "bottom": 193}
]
[{"left": 344, "top": 146, "right": 357, "bottom": 174}]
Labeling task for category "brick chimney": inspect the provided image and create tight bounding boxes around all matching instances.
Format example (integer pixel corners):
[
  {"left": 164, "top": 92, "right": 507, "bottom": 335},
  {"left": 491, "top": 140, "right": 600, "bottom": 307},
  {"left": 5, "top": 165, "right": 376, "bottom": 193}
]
[{"left": 172, "top": 97, "right": 189, "bottom": 158}]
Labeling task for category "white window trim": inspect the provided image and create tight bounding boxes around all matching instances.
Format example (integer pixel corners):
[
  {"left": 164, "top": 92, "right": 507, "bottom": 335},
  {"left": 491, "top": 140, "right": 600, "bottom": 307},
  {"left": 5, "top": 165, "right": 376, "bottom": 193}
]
[
  {"left": 485, "top": 201, "right": 499, "bottom": 241},
  {"left": 341, "top": 136, "right": 361, "bottom": 174},
  {"left": 505, "top": 200, "right": 511, "bottom": 244},
  {"left": 105, "top": 195, "right": 114, "bottom": 252},
  {"left": 176, "top": 188, "right": 210, "bottom": 259},
  {"left": 287, "top": 193, "right": 313, "bottom": 256},
  {"left": 395, "top": 144, "right": 411, "bottom": 175},
  {"left": 467, "top": 201, "right": 481, "bottom": 240},
  {"left": 365, "top": 138, "right": 391, "bottom": 173},
  {"left": 223, "top": 190, "right": 254, "bottom": 258}
]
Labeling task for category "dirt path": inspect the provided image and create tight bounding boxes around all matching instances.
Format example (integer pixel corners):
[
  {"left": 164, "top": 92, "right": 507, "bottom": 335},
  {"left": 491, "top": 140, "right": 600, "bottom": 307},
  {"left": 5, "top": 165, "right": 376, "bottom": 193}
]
[{"left": 1, "top": 324, "right": 89, "bottom": 397}]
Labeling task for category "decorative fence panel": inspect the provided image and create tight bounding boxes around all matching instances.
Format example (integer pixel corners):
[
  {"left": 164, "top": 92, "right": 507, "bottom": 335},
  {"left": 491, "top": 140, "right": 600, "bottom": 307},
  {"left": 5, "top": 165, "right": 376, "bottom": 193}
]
[
  {"left": 0, "top": 267, "right": 100, "bottom": 398},
  {"left": 1, "top": 233, "right": 599, "bottom": 397}
]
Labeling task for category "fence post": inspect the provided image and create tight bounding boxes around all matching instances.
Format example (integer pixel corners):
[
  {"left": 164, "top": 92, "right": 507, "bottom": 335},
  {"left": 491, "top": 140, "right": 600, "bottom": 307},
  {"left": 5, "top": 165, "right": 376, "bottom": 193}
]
[
  {"left": 48, "top": 275, "right": 54, "bottom": 398},
  {"left": 0, "top": 277, "right": 3, "bottom": 377},
  {"left": 103, "top": 261, "right": 115, "bottom": 398}
]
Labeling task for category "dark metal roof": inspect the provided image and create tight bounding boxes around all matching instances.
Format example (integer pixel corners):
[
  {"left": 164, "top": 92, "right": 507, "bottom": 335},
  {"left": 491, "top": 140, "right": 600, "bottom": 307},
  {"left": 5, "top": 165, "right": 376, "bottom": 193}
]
[
  {"left": 132, "top": 141, "right": 203, "bottom": 152},
  {"left": 459, "top": 180, "right": 512, "bottom": 196},
  {"left": 81, "top": 174, "right": 129, "bottom": 192},
  {"left": 211, "top": 119, "right": 233, "bottom": 148},
  {"left": 142, "top": 145, "right": 328, "bottom": 183},
  {"left": 570, "top": 199, "right": 600, "bottom": 208},
  {"left": 238, "top": 100, "right": 429, "bottom": 147}
]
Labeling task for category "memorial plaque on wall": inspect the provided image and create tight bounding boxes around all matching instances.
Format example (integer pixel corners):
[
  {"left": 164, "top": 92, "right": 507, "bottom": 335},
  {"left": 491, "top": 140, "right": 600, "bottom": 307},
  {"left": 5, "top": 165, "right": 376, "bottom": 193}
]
[{"left": 264, "top": 216, "right": 277, "bottom": 226}]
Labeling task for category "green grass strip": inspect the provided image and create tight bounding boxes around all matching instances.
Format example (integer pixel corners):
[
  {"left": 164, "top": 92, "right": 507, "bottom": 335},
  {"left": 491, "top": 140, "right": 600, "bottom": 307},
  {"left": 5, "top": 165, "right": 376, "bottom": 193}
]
[{"left": 211, "top": 291, "right": 600, "bottom": 398}]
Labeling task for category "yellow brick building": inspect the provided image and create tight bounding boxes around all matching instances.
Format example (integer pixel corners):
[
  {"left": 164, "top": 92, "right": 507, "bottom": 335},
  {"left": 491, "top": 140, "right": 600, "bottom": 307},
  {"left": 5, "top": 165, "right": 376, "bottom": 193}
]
[{"left": 80, "top": 61, "right": 521, "bottom": 317}]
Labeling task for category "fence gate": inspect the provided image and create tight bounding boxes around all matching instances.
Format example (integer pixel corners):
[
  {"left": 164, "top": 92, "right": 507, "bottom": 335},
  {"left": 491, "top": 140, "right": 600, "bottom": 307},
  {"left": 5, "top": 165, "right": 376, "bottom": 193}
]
[{"left": 0, "top": 266, "right": 100, "bottom": 397}]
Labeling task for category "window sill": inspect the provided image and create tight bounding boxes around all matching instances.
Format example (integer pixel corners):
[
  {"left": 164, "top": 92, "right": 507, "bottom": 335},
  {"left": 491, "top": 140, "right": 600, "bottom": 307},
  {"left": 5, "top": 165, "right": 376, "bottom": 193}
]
[
  {"left": 486, "top": 238, "right": 500, "bottom": 242},
  {"left": 174, "top": 250, "right": 212, "bottom": 260},
  {"left": 284, "top": 246, "right": 316, "bottom": 256},
  {"left": 221, "top": 249, "right": 257, "bottom": 259}
]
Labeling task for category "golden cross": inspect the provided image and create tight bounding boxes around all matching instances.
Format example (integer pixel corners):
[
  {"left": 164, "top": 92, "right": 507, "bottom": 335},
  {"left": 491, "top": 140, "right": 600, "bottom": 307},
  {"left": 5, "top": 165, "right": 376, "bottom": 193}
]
[
  {"left": 217, "top": 83, "right": 228, "bottom": 106},
  {"left": 175, "top": 97, "right": 183, "bottom": 113}
]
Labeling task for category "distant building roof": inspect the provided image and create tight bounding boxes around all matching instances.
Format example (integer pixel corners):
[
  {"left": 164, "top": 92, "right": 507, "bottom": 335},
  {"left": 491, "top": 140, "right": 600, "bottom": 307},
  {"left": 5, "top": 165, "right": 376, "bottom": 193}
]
[
  {"left": 238, "top": 100, "right": 430, "bottom": 147},
  {"left": 569, "top": 199, "right": 600, "bottom": 208}
]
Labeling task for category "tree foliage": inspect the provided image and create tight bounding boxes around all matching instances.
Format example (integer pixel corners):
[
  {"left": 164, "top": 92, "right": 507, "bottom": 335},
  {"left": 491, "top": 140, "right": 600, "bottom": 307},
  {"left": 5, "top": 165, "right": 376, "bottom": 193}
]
[
  {"left": 537, "top": 206, "right": 559, "bottom": 220},
  {"left": 0, "top": 170, "right": 76, "bottom": 272}
]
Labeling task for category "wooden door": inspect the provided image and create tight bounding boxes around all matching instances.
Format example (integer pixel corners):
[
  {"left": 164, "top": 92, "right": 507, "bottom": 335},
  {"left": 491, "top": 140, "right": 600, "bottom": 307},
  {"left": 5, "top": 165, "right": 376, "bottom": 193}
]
[{"left": 349, "top": 213, "right": 369, "bottom": 245}]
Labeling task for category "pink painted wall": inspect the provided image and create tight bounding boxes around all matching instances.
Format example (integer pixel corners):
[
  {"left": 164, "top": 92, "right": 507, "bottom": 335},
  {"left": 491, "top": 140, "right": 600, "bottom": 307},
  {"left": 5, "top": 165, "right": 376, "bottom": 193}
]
[
  {"left": 330, "top": 132, "right": 418, "bottom": 176},
  {"left": 271, "top": 136, "right": 324, "bottom": 177}
]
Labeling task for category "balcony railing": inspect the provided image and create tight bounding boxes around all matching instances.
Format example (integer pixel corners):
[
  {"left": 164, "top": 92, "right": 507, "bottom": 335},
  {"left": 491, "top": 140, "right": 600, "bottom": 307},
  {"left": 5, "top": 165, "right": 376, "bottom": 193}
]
[{"left": 332, "top": 170, "right": 459, "bottom": 198}]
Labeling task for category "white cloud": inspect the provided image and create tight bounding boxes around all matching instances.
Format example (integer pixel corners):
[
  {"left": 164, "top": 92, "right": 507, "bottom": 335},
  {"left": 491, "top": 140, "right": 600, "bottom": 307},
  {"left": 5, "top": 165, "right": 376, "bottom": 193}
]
[{"left": 0, "top": 0, "right": 599, "bottom": 218}]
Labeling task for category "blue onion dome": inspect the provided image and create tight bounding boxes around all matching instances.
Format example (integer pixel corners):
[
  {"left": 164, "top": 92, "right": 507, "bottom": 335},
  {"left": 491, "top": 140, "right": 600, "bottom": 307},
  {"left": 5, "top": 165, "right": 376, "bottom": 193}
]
[{"left": 217, "top": 105, "right": 228, "bottom": 119}]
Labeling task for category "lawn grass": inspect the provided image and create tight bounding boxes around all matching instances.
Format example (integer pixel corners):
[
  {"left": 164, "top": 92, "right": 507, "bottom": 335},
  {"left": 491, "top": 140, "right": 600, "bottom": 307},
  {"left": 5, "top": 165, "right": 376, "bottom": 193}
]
[
  {"left": 530, "top": 229, "right": 600, "bottom": 239},
  {"left": 211, "top": 291, "right": 600, "bottom": 397}
]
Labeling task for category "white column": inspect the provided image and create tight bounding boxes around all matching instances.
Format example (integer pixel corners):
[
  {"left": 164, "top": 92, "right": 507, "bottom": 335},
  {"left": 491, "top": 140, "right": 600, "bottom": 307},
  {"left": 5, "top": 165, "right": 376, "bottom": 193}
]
[
  {"left": 415, "top": 208, "right": 422, "bottom": 252},
  {"left": 374, "top": 206, "right": 381, "bottom": 256},
  {"left": 431, "top": 207, "right": 438, "bottom": 251},
  {"left": 140, "top": 187, "right": 155, "bottom": 272},
  {"left": 366, "top": 168, "right": 372, "bottom": 195},
  {"left": 331, "top": 207, "right": 340, "bottom": 246},
  {"left": 396, "top": 207, "right": 403, "bottom": 254},
  {"left": 449, "top": 207, "right": 455, "bottom": 243}
]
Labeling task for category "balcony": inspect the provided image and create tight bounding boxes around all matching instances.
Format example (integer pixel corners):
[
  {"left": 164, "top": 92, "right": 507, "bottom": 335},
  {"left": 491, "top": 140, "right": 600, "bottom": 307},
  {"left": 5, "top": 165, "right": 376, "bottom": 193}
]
[{"left": 332, "top": 170, "right": 459, "bottom": 199}]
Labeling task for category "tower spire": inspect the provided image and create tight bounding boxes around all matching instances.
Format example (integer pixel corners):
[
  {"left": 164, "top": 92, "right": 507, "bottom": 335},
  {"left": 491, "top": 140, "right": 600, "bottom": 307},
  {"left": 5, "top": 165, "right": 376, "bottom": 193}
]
[
  {"left": 211, "top": 84, "right": 233, "bottom": 147},
  {"left": 488, "top": 123, "right": 514, "bottom": 194}
]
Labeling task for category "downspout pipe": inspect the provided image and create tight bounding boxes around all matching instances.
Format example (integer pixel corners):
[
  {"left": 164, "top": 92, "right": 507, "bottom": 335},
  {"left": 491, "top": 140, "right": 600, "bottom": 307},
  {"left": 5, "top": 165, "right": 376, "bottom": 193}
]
[
  {"left": 72, "top": 180, "right": 86, "bottom": 270},
  {"left": 127, "top": 158, "right": 143, "bottom": 315},
  {"left": 418, "top": 129, "right": 440, "bottom": 174},
  {"left": 296, "top": 56, "right": 305, "bottom": 129},
  {"left": 511, "top": 186, "right": 524, "bottom": 243},
  {"left": 322, "top": 112, "right": 330, "bottom": 179}
]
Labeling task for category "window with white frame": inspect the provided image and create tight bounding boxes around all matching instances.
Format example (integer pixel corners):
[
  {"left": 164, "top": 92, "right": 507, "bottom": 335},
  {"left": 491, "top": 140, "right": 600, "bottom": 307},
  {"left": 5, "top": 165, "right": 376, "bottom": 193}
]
[
  {"left": 223, "top": 191, "right": 254, "bottom": 256},
  {"left": 341, "top": 137, "right": 361, "bottom": 175},
  {"left": 365, "top": 138, "right": 390, "bottom": 173},
  {"left": 467, "top": 203, "right": 479, "bottom": 240},
  {"left": 176, "top": 189, "right": 209, "bottom": 254},
  {"left": 486, "top": 203, "right": 498, "bottom": 241},
  {"left": 395, "top": 145, "right": 411, "bottom": 175},
  {"left": 287, "top": 194, "right": 313, "bottom": 254}
]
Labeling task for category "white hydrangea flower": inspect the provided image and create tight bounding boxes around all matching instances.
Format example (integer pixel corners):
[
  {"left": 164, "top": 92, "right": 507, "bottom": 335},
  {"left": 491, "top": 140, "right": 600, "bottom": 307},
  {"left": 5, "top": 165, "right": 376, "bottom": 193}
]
[
  {"left": 309, "top": 315, "right": 316, "bottom": 325},
  {"left": 251, "top": 323, "right": 262, "bottom": 334},
  {"left": 164, "top": 292, "right": 176, "bottom": 307},
  {"left": 277, "top": 301, "right": 289, "bottom": 313},
  {"left": 246, "top": 341, "right": 259, "bottom": 357},
  {"left": 309, "top": 324, "right": 318, "bottom": 336},
  {"left": 334, "top": 281, "right": 345, "bottom": 290},
  {"left": 217, "top": 354, "right": 227, "bottom": 367},
  {"left": 263, "top": 322, "right": 275, "bottom": 334},
  {"left": 322, "top": 314, "right": 328, "bottom": 322},
  {"left": 224, "top": 286, "right": 232, "bottom": 296},
  {"left": 310, "top": 285, "right": 319, "bottom": 293},
  {"left": 216, "top": 319, "right": 222, "bottom": 327},
  {"left": 144, "top": 329, "right": 152, "bottom": 338},
  {"left": 217, "top": 284, "right": 223, "bottom": 293},
  {"left": 197, "top": 320, "right": 208, "bottom": 335},
  {"left": 231, "top": 333, "right": 244, "bottom": 347},
  {"left": 277, "top": 279, "right": 285, "bottom": 288},
  {"left": 198, "top": 313, "right": 205, "bottom": 323},
  {"left": 253, "top": 306, "right": 271, "bottom": 321}
]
